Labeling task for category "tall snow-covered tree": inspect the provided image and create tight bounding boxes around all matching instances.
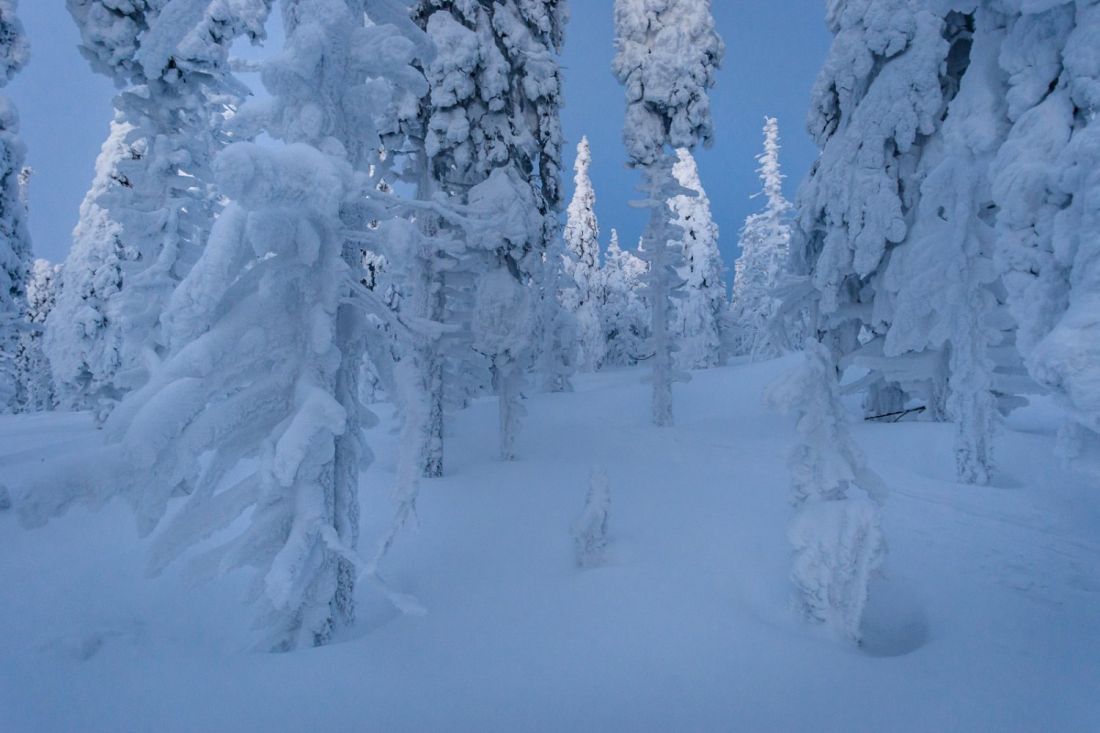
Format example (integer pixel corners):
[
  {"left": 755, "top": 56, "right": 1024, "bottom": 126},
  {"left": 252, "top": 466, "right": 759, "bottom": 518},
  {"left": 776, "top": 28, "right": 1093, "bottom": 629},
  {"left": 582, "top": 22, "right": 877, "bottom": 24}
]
[
  {"left": 0, "top": 0, "right": 30, "bottom": 414},
  {"left": 62, "top": 0, "right": 273, "bottom": 411},
  {"left": 792, "top": 0, "right": 956, "bottom": 419},
  {"left": 794, "top": 4, "right": 1071, "bottom": 485},
  {"left": 881, "top": 12, "right": 1009, "bottom": 485},
  {"left": 730, "top": 117, "right": 794, "bottom": 361},
  {"left": 44, "top": 118, "right": 131, "bottom": 412},
  {"left": 989, "top": 3, "right": 1100, "bottom": 479},
  {"left": 668, "top": 147, "right": 724, "bottom": 369},
  {"left": 536, "top": 237, "right": 579, "bottom": 393},
  {"left": 411, "top": 0, "right": 569, "bottom": 462},
  {"left": 15, "top": 259, "right": 61, "bottom": 412},
  {"left": 21, "top": 0, "right": 430, "bottom": 651},
  {"left": 563, "top": 135, "right": 604, "bottom": 371},
  {"left": 600, "top": 228, "right": 649, "bottom": 367},
  {"left": 612, "top": 0, "right": 724, "bottom": 426},
  {"left": 792, "top": 1, "right": 1038, "bottom": 484}
]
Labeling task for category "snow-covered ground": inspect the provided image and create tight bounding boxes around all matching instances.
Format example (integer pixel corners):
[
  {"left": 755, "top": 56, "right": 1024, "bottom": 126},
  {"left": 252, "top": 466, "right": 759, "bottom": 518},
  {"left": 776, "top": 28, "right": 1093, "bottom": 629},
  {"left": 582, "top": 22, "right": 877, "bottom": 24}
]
[{"left": 1, "top": 357, "right": 1098, "bottom": 732}]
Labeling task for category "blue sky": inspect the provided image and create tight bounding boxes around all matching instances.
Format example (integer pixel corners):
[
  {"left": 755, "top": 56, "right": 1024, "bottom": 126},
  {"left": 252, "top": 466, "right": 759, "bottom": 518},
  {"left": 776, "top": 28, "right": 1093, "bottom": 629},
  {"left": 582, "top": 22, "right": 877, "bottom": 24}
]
[{"left": 11, "top": 2, "right": 831, "bottom": 276}]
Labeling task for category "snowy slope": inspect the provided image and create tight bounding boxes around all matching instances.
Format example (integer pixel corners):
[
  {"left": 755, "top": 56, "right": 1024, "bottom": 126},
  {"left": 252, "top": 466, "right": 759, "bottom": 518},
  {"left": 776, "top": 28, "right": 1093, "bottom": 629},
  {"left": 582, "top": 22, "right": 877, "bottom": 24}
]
[{"left": 1, "top": 358, "right": 1098, "bottom": 732}]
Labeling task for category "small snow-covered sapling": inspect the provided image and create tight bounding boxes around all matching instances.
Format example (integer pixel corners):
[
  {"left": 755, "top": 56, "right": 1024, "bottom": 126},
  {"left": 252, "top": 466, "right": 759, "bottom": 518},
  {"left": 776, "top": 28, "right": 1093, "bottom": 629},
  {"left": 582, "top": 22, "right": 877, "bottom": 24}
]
[{"left": 572, "top": 468, "right": 611, "bottom": 568}]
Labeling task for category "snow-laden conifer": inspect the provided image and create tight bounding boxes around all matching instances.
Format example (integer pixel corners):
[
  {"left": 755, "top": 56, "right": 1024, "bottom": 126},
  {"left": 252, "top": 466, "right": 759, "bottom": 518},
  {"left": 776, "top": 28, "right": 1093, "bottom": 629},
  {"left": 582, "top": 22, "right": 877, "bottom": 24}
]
[
  {"left": 410, "top": 0, "right": 569, "bottom": 461},
  {"left": 601, "top": 229, "right": 649, "bottom": 367},
  {"left": 882, "top": 15, "right": 1009, "bottom": 485},
  {"left": 564, "top": 136, "right": 605, "bottom": 372},
  {"left": 61, "top": 0, "right": 273, "bottom": 411},
  {"left": 44, "top": 118, "right": 131, "bottom": 412},
  {"left": 536, "top": 240, "right": 579, "bottom": 393},
  {"left": 612, "top": 0, "right": 723, "bottom": 426},
  {"left": 15, "top": 259, "right": 61, "bottom": 412},
  {"left": 730, "top": 117, "right": 793, "bottom": 361},
  {"left": 792, "top": 0, "right": 954, "bottom": 417},
  {"left": 0, "top": 0, "right": 30, "bottom": 414},
  {"left": 669, "top": 147, "right": 724, "bottom": 369},
  {"left": 20, "top": 0, "right": 430, "bottom": 651},
  {"left": 990, "top": 4, "right": 1100, "bottom": 478},
  {"left": 790, "top": 3, "right": 1042, "bottom": 488}
]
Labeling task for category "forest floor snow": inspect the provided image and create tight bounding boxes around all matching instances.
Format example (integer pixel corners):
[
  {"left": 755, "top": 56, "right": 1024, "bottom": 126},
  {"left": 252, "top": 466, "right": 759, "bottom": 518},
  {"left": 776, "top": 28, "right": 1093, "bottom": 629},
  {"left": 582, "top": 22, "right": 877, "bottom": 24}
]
[{"left": 1, "top": 356, "right": 1098, "bottom": 732}]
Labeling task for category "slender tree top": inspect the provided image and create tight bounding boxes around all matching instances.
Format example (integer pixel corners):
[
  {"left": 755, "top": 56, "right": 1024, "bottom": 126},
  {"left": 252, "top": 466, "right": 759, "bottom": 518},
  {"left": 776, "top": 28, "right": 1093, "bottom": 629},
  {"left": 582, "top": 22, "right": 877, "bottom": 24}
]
[
  {"left": 574, "top": 135, "right": 591, "bottom": 182},
  {"left": 757, "top": 117, "right": 789, "bottom": 216},
  {"left": 565, "top": 136, "right": 598, "bottom": 259}
]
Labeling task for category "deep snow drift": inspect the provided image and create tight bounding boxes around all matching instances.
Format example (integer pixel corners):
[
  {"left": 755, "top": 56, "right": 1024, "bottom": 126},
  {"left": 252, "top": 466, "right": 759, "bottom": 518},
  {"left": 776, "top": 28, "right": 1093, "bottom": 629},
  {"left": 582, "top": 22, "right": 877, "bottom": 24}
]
[{"left": 1, "top": 357, "right": 1098, "bottom": 732}]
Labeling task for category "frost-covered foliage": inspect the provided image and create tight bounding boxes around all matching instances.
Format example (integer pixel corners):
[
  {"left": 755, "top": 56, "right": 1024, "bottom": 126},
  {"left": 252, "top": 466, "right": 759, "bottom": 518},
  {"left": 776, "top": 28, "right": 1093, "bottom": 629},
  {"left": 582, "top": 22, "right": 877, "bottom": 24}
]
[
  {"left": 20, "top": 144, "right": 367, "bottom": 651},
  {"left": 613, "top": 0, "right": 723, "bottom": 426},
  {"left": 143, "top": 143, "right": 361, "bottom": 652},
  {"left": 563, "top": 136, "right": 604, "bottom": 372},
  {"left": 730, "top": 117, "right": 794, "bottom": 362},
  {"left": 882, "top": 14, "right": 1009, "bottom": 485},
  {"left": 611, "top": 0, "right": 724, "bottom": 169},
  {"left": 410, "top": 0, "right": 569, "bottom": 461},
  {"left": 767, "top": 341, "right": 887, "bottom": 643},
  {"left": 572, "top": 467, "right": 611, "bottom": 568},
  {"left": 15, "top": 259, "right": 62, "bottom": 412},
  {"left": 792, "top": 0, "right": 954, "bottom": 418},
  {"left": 536, "top": 235, "right": 579, "bottom": 393},
  {"left": 795, "top": 1, "right": 1099, "bottom": 482},
  {"left": 600, "top": 229, "right": 650, "bottom": 367},
  {"left": 989, "top": 2, "right": 1100, "bottom": 479},
  {"left": 668, "top": 147, "right": 724, "bottom": 370},
  {"left": 22, "top": 0, "right": 432, "bottom": 651},
  {"left": 44, "top": 119, "right": 132, "bottom": 412},
  {"left": 0, "top": 0, "right": 30, "bottom": 414},
  {"left": 61, "top": 0, "right": 274, "bottom": 411}
]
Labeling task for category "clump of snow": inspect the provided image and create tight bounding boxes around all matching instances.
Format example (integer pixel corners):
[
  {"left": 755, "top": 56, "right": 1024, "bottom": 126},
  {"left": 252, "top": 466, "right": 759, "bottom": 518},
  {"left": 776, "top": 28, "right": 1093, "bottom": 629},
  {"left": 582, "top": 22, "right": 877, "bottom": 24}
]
[
  {"left": 788, "top": 496, "right": 885, "bottom": 642},
  {"left": 768, "top": 341, "right": 887, "bottom": 643}
]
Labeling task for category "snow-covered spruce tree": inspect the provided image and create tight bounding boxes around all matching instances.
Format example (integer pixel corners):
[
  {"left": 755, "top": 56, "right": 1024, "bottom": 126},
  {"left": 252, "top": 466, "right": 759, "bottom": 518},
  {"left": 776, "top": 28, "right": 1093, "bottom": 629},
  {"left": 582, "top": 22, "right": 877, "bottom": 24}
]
[
  {"left": 792, "top": 0, "right": 956, "bottom": 418},
  {"left": 373, "top": 14, "right": 466, "bottom": 479},
  {"left": 412, "top": 0, "right": 569, "bottom": 461},
  {"left": 15, "top": 259, "right": 62, "bottom": 412},
  {"left": 797, "top": 5, "right": 1053, "bottom": 485},
  {"left": 0, "top": 0, "right": 30, "bottom": 414},
  {"left": 882, "top": 12, "right": 1010, "bottom": 485},
  {"left": 600, "top": 228, "right": 650, "bottom": 367},
  {"left": 61, "top": 0, "right": 272, "bottom": 412},
  {"left": 730, "top": 116, "right": 794, "bottom": 361},
  {"left": 536, "top": 233, "right": 579, "bottom": 393},
  {"left": 612, "top": 0, "right": 723, "bottom": 427},
  {"left": 669, "top": 147, "right": 724, "bottom": 370},
  {"left": 989, "top": 4, "right": 1100, "bottom": 478},
  {"left": 44, "top": 118, "right": 132, "bottom": 412},
  {"left": 563, "top": 135, "right": 605, "bottom": 372},
  {"left": 21, "top": 0, "right": 430, "bottom": 651},
  {"left": 766, "top": 339, "right": 887, "bottom": 644}
]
